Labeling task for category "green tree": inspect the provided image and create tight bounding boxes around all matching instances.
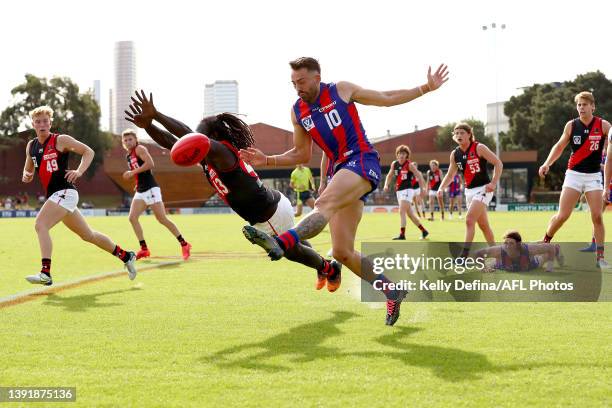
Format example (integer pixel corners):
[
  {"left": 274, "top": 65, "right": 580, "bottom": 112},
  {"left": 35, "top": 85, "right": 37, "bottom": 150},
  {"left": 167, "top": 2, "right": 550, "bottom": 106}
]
[
  {"left": 435, "top": 118, "right": 496, "bottom": 151},
  {"left": 502, "top": 71, "right": 612, "bottom": 189},
  {"left": 0, "top": 74, "right": 112, "bottom": 177}
]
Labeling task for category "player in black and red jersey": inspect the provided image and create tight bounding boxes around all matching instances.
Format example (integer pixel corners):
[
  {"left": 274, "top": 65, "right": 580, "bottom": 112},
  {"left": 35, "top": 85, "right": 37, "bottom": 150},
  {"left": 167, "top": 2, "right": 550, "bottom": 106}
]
[
  {"left": 124, "top": 91, "right": 341, "bottom": 291},
  {"left": 382, "top": 145, "right": 428, "bottom": 240},
  {"left": 121, "top": 129, "right": 191, "bottom": 260},
  {"left": 426, "top": 160, "right": 445, "bottom": 221},
  {"left": 438, "top": 122, "right": 503, "bottom": 256},
  {"left": 22, "top": 106, "right": 136, "bottom": 286},
  {"left": 539, "top": 91, "right": 612, "bottom": 268}
]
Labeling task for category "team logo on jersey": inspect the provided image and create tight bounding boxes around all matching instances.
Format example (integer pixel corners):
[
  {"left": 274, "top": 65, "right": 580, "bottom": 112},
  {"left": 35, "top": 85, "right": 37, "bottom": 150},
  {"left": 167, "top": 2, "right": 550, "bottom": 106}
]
[
  {"left": 301, "top": 116, "right": 315, "bottom": 131},
  {"left": 573, "top": 135, "right": 582, "bottom": 144}
]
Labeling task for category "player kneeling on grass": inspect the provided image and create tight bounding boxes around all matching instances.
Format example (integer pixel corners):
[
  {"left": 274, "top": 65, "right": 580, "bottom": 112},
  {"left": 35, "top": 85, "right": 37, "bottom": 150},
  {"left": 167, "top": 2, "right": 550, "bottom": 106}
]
[
  {"left": 23, "top": 106, "right": 136, "bottom": 286},
  {"left": 124, "top": 90, "right": 341, "bottom": 292},
  {"left": 121, "top": 129, "right": 191, "bottom": 260},
  {"left": 474, "top": 231, "right": 563, "bottom": 273}
]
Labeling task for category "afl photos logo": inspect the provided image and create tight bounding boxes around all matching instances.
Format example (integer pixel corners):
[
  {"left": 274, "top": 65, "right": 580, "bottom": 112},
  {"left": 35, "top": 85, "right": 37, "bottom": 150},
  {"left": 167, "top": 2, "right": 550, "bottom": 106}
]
[{"left": 301, "top": 115, "right": 315, "bottom": 131}]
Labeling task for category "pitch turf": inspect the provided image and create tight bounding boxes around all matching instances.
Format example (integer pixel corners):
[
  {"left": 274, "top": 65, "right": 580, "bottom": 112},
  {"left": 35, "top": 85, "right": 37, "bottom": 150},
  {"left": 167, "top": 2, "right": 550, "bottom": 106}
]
[{"left": 1, "top": 212, "right": 610, "bottom": 407}]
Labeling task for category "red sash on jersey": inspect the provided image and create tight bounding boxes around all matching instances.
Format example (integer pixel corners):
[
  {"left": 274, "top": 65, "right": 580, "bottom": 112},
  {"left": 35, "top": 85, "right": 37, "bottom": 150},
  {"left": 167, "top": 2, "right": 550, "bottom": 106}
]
[
  {"left": 39, "top": 134, "right": 59, "bottom": 192},
  {"left": 568, "top": 117, "right": 603, "bottom": 170},
  {"left": 395, "top": 160, "right": 411, "bottom": 190}
]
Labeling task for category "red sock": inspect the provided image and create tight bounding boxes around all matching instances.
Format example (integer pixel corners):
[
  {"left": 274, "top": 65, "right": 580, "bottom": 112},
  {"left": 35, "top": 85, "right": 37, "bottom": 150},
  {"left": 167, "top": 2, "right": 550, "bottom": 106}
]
[
  {"left": 112, "top": 245, "right": 130, "bottom": 262},
  {"left": 400, "top": 227, "right": 406, "bottom": 236},
  {"left": 41, "top": 258, "right": 51, "bottom": 276},
  {"left": 418, "top": 224, "right": 426, "bottom": 232}
]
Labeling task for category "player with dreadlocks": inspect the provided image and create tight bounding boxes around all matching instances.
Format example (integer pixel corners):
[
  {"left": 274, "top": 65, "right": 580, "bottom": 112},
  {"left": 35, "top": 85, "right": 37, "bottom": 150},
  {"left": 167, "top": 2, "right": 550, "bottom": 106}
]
[{"left": 124, "top": 90, "right": 342, "bottom": 291}]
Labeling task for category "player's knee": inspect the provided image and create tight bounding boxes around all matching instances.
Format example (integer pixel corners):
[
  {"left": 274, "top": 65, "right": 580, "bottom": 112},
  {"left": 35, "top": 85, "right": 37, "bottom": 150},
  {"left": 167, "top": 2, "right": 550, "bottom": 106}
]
[
  {"left": 128, "top": 214, "right": 139, "bottom": 224},
  {"left": 332, "top": 247, "right": 353, "bottom": 264},
  {"left": 34, "top": 220, "right": 47, "bottom": 234},
  {"left": 155, "top": 213, "right": 167, "bottom": 223},
  {"left": 591, "top": 213, "right": 603, "bottom": 225}
]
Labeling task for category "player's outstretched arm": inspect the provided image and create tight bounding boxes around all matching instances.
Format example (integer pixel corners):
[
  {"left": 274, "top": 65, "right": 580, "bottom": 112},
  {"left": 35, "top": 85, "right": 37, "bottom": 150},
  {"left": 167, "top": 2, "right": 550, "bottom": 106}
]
[
  {"left": 603, "top": 124, "right": 612, "bottom": 202},
  {"left": 339, "top": 64, "right": 449, "bottom": 107}
]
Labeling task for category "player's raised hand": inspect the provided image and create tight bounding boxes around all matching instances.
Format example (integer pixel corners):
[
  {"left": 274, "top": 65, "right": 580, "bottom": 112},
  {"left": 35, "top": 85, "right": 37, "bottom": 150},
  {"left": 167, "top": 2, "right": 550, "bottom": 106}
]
[
  {"left": 124, "top": 103, "right": 150, "bottom": 128},
  {"left": 239, "top": 147, "right": 267, "bottom": 167},
  {"left": 131, "top": 90, "right": 157, "bottom": 120},
  {"left": 427, "top": 64, "right": 449, "bottom": 92}
]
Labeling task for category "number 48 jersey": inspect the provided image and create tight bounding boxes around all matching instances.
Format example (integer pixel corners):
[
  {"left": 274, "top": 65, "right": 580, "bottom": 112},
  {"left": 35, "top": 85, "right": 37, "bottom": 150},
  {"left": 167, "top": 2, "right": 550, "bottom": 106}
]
[
  {"left": 29, "top": 133, "right": 75, "bottom": 197},
  {"left": 453, "top": 141, "right": 490, "bottom": 189}
]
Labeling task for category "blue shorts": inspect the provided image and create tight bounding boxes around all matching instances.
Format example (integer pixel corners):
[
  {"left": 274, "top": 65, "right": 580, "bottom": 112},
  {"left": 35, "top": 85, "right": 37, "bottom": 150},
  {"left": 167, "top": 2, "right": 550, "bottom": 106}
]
[
  {"left": 449, "top": 189, "right": 462, "bottom": 198},
  {"left": 333, "top": 151, "right": 381, "bottom": 201}
]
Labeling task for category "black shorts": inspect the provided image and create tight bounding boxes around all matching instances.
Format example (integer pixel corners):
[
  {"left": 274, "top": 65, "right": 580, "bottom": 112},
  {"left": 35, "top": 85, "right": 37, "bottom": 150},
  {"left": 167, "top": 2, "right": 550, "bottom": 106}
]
[{"left": 297, "top": 190, "right": 313, "bottom": 203}]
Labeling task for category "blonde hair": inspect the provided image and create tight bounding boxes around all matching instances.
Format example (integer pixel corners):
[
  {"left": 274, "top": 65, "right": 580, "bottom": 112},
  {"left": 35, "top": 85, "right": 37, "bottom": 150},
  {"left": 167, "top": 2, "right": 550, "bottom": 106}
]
[
  {"left": 122, "top": 129, "right": 137, "bottom": 138},
  {"left": 29, "top": 105, "right": 54, "bottom": 120},
  {"left": 429, "top": 160, "right": 439, "bottom": 167},
  {"left": 453, "top": 122, "right": 475, "bottom": 142},
  {"left": 574, "top": 91, "right": 595, "bottom": 105}
]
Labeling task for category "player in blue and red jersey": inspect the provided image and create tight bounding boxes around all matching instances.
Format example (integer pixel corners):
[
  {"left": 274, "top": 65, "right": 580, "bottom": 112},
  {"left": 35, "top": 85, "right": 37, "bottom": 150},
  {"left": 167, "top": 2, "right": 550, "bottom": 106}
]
[
  {"left": 448, "top": 174, "right": 463, "bottom": 219},
  {"left": 22, "top": 106, "right": 136, "bottom": 286},
  {"left": 239, "top": 57, "right": 449, "bottom": 326},
  {"left": 539, "top": 91, "right": 611, "bottom": 268}
]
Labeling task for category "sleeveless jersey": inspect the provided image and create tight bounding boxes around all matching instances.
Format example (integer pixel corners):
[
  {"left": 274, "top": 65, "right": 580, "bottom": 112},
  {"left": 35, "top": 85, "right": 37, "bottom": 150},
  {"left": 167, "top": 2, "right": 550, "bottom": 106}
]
[
  {"left": 293, "top": 82, "right": 374, "bottom": 165},
  {"left": 427, "top": 169, "right": 442, "bottom": 190},
  {"left": 203, "top": 141, "right": 280, "bottom": 224},
  {"left": 29, "top": 133, "right": 75, "bottom": 197},
  {"left": 453, "top": 142, "right": 490, "bottom": 189},
  {"left": 127, "top": 148, "right": 159, "bottom": 193},
  {"left": 495, "top": 244, "right": 539, "bottom": 272},
  {"left": 391, "top": 160, "right": 414, "bottom": 191},
  {"left": 567, "top": 116, "right": 605, "bottom": 173},
  {"left": 449, "top": 175, "right": 461, "bottom": 194}
]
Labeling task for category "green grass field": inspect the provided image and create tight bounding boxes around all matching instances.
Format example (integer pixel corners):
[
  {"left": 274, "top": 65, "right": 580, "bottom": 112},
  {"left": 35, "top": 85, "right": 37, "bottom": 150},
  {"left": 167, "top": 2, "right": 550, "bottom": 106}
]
[{"left": 1, "top": 212, "right": 611, "bottom": 407}]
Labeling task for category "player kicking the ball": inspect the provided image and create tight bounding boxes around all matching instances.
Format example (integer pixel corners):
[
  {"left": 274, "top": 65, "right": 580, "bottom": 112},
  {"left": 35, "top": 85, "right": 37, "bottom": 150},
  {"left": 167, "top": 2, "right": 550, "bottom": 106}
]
[
  {"left": 239, "top": 57, "right": 449, "bottom": 325},
  {"left": 121, "top": 129, "right": 191, "bottom": 260},
  {"left": 124, "top": 90, "right": 342, "bottom": 292},
  {"left": 23, "top": 106, "right": 136, "bottom": 285}
]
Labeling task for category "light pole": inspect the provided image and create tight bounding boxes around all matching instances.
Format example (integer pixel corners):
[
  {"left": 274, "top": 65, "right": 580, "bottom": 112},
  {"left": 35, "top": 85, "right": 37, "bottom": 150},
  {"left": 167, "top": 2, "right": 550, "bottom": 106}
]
[{"left": 482, "top": 23, "right": 506, "bottom": 199}]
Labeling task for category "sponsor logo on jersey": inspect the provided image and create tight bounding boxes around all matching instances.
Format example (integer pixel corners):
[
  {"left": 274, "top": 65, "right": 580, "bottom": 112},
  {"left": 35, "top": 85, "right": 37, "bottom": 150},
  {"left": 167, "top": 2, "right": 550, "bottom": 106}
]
[
  {"left": 589, "top": 135, "right": 602, "bottom": 141},
  {"left": 314, "top": 100, "right": 337, "bottom": 113},
  {"left": 301, "top": 116, "right": 315, "bottom": 131},
  {"left": 343, "top": 150, "right": 354, "bottom": 157},
  {"left": 43, "top": 152, "right": 57, "bottom": 160},
  {"left": 369, "top": 169, "right": 379, "bottom": 180},
  {"left": 38, "top": 149, "right": 43, "bottom": 153},
  {"left": 346, "top": 160, "right": 357, "bottom": 168}
]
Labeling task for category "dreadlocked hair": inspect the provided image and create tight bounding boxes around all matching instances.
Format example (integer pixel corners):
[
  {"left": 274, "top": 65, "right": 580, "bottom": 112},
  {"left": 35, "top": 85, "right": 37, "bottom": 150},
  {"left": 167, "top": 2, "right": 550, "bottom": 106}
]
[{"left": 196, "top": 113, "right": 255, "bottom": 150}]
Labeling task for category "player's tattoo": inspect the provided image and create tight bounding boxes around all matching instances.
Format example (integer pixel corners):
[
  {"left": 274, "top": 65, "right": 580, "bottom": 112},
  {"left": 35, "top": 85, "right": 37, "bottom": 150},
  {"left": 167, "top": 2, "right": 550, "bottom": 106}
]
[{"left": 294, "top": 212, "right": 328, "bottom": 240}]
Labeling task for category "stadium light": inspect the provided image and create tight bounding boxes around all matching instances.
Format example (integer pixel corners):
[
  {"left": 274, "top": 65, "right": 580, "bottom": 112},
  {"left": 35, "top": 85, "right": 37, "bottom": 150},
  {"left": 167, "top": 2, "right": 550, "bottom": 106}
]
[{"left": 482, "top": 22, "right": 507, "bottom": 198}]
